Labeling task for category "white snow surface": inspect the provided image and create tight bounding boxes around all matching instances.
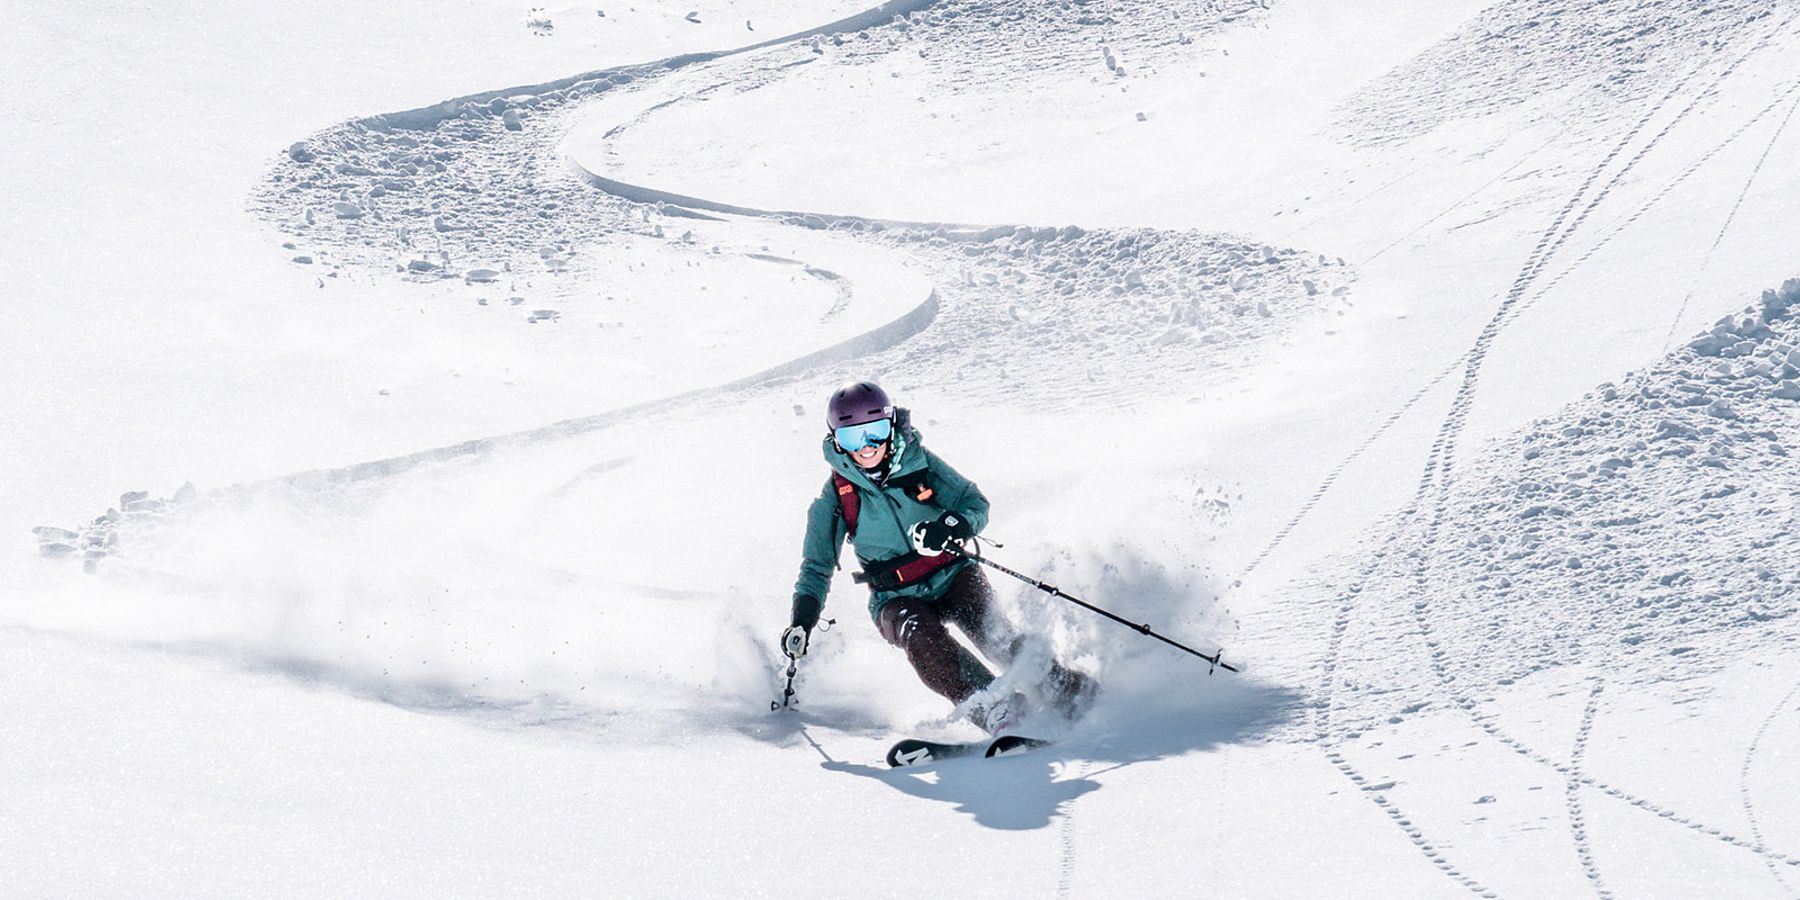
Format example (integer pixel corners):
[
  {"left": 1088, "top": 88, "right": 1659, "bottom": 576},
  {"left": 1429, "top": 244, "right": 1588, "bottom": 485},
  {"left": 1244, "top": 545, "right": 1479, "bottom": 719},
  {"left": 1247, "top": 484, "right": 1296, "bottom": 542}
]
[{"left": 5, "top": 0, "right": 1800, "bottom": 896}]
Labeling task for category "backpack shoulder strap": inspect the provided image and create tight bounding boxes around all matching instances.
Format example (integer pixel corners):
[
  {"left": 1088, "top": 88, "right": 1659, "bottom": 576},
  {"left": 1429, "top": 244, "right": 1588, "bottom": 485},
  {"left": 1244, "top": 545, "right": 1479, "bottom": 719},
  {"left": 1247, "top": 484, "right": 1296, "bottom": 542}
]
[{"left": 831, "top": 473, "right": 860, "bottom": 538}]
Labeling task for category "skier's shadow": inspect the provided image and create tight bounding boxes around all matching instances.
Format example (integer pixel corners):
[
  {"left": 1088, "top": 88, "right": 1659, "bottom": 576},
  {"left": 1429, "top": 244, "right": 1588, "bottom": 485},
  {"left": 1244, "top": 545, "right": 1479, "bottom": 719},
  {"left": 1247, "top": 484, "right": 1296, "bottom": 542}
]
[
  {"left": 757, "top": 717, "right": 1091, "bottom": 829},
  {"left": 800, "top": 678, "right": 1304, "bottom": 830},
  {"left": 820, "top": 752, "right": 1098, "bottom": 831}
]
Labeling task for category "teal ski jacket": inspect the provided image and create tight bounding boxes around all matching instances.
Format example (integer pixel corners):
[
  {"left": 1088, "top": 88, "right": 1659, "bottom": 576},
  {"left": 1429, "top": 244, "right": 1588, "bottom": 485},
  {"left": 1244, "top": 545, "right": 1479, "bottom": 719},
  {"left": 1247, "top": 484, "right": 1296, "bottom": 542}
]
[{"left": 792, "top": 414, "right": 990, "bottom": 623}]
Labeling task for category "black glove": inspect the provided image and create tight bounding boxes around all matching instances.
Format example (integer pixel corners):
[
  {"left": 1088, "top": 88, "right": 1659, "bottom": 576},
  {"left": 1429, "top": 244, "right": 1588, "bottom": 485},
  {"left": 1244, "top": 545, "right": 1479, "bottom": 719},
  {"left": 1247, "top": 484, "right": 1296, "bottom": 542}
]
[
  {"left": 909, "top": 512, "right": 973, "bottom": 556},
  {"left": 783, "top": 594, "right": 824, "bottom": 659},
  {"left": 791, "top": 594, "right": 823, "bottom": 632}
]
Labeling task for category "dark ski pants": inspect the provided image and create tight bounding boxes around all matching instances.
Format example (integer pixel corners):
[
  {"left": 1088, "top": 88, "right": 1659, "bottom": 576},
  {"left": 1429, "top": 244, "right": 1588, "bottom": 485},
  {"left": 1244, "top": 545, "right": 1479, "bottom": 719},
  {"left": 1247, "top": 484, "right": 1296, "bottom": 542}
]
[{"left": 876, "top": 566, "right": 1089, "bottom": 707}]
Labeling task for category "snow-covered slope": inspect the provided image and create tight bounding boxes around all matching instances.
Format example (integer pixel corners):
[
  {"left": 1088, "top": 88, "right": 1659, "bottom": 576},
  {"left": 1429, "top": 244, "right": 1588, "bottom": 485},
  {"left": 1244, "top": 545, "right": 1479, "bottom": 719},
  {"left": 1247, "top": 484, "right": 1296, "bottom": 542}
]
[{"left": 6, "top": 0, "right": 1800, "bottom": 896}]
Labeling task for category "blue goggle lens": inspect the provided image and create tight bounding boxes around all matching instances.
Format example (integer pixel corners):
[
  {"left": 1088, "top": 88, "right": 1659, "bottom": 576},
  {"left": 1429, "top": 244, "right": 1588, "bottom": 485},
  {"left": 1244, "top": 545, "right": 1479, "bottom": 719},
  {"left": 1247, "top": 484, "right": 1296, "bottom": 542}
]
[{"left": 834, "top": 418, "right": 893, "bottom": 451}]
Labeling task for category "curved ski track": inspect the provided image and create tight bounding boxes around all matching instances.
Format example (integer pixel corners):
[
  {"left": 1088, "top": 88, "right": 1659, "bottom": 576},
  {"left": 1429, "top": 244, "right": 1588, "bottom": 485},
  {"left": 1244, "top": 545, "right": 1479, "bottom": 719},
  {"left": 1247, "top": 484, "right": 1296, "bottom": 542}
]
[
  {"left": 1741, "top": 674, "right": 1800, "bottom": 894},
  {"left": 257, "top": 290, "right": 939, "bottom": 495}
]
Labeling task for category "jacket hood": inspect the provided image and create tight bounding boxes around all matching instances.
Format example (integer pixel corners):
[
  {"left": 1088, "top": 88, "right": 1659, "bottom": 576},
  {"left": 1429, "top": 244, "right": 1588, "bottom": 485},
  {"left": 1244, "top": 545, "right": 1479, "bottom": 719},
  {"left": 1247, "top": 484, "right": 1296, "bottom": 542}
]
[{"left": 821, "top": 407, "right": 925, "bottom": 486}]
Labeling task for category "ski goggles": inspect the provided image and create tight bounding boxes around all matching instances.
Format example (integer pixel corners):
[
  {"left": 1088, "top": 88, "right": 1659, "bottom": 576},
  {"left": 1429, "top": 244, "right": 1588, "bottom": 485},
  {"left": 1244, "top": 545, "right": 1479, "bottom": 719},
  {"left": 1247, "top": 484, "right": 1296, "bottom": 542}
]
[{"left": 834, "top": 417, "right": 893, "bottom": 452}]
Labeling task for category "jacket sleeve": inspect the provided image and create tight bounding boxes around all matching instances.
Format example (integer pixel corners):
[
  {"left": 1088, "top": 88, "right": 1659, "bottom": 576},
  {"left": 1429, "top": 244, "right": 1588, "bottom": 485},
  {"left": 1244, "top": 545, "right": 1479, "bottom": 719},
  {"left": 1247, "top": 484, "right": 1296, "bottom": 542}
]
[
  {"left": 793, "top": 476, "right": 847, "bottom": 608},
  {"left": 925, "top": 451, "right": 989, "bottom": 536}
]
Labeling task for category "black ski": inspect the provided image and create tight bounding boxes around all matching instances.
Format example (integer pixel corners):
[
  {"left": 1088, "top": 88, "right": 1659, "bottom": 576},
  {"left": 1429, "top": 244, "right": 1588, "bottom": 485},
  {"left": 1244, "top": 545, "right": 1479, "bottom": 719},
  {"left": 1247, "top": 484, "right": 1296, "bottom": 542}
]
[
  {"left": 886, "top": 738, "right": 982, "bottom": 767},
  {"left": 886, "top": 735, "right": 1052, "bottom": 768},
  {"left": 984, "top": 734, "right": 1052, "bottom": 758}
]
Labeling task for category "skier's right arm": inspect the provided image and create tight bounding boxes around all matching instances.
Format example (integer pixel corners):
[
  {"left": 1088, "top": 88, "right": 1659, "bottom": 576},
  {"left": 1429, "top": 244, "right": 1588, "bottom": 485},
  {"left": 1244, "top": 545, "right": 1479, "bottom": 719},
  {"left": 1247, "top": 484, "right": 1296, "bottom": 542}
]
[{"left": 791, "top": 477, "right": 846, "bottom": 633}]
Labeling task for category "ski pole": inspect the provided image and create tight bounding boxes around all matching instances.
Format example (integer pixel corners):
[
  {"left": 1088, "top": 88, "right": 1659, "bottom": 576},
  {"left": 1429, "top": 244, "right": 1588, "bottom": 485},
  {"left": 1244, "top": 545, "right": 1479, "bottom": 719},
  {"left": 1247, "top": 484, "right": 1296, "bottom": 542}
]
[
  {"left": 948, "top": 545, "right": 1239, "bottom": 674},
  {"left": 771, "top": 618, "right": 835, "bottom": 710},
  {"left": 772, "top": 657, "right": 799, "bottom": 711}
]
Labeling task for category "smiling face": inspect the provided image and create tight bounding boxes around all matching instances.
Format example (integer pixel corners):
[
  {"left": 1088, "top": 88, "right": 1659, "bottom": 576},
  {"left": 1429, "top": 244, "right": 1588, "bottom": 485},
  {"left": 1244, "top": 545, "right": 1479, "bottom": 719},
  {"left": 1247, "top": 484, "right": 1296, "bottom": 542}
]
[{"left": 850, "top": 441, "right": 890, "bottom": 469}]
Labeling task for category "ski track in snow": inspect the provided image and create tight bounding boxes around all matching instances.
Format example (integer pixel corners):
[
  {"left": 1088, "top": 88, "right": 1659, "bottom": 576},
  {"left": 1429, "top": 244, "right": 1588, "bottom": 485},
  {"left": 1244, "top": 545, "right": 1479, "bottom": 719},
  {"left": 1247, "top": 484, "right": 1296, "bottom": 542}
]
[
  {"left": 1236, "top": 50, "right": 1734, "bottom": 585},
  {"left": 1237, "top": 348, "right": 1465, "bottom": 581},
  {"left": 1660, "top": 91, "right": 1800, "bottom": 355},
  {"left": 1236, "top": 70, "right": 1714, "bottom": 585},
  {"left": 279, "top": 290, "right": 942, "bottom": 490},
  {"left": 1741, "top": 675, "right": 1800, "bottom": 895},
  {"left": 1054, "top": 760, "right": 1087, "bottom": 900},
  {"left": 1315, "top": 573, "right": 1497, "bottom": 898},
  {"left": 1310, "top": 501, "right": 1497, "bottom": 896},
  {"left": 1454, "top": 689, "right": 1800, "bottom": 868},
  {"left": 1408, "top": 7, "right": 1800, "bottom": 858},
  {"left": 1566, "top": 680, "right": 1614, "bottom": 900},
  {"left": 250, "top": 2, "right": 1343, "bottom": 431},
  {"left": 1358, "top": 134, "right": 1560, "bottom": 266},
  {"left": 810, "top": 265, "right": 856, "bottom": 321},
  {"left": 1509, "top": 76, "right": 1800, "bottom": 346},
  {"left": 1401, "top": 267, "right": 1800, "bottom": 872}
]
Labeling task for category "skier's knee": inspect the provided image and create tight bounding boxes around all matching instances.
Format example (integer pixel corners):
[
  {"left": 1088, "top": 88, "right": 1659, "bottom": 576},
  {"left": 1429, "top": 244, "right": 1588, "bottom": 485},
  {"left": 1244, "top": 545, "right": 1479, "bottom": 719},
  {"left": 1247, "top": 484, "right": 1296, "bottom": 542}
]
[{"left": 878, "top": 600, "right": 943, "bottom": 650}]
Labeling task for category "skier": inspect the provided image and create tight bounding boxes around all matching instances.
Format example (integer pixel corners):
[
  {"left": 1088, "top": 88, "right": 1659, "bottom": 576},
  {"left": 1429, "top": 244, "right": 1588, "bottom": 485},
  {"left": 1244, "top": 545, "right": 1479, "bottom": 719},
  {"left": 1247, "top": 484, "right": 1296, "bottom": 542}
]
[{"left": 780, "top": 381, "right": 1095, "bottom": 734}]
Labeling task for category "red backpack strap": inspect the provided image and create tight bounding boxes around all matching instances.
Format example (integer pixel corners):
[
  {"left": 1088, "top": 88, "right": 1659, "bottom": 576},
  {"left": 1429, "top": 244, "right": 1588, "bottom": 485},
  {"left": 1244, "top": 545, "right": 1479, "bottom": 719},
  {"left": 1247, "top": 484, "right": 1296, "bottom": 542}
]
[{"left": 832, "top": 473, "right": 860, "bottom": 538}]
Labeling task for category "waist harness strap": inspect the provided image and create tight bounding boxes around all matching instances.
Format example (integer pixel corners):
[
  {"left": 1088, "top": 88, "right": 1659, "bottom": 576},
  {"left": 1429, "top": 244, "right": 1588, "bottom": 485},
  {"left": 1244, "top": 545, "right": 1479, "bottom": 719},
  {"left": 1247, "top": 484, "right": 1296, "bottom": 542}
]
[{"left": 852, "top": 551, "right": 960, "bottom": 592}]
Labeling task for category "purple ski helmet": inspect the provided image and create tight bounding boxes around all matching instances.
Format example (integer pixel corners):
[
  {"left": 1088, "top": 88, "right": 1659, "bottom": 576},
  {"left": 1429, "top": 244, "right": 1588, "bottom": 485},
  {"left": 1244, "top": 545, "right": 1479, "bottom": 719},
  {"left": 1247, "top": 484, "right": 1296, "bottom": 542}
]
[{"left": 826, "top": 381, "right": 894, "bottom": 429}]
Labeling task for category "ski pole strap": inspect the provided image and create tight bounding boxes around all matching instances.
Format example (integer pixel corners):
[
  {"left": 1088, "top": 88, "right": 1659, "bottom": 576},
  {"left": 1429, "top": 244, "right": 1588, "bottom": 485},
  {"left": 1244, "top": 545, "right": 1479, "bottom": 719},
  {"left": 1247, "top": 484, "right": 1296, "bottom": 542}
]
[{"left": 851, "top": 550, "right": 962, "bottom": 592}]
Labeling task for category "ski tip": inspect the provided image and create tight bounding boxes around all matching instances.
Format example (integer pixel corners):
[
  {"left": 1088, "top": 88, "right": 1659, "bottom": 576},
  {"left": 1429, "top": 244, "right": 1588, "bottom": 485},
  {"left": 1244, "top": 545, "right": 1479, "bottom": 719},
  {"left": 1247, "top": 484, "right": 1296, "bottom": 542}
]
[
  {"left": 886, "top": 739, "right": 946, "bottom": 768},
  {"left": 886, "top": 745, "right": 923, "bottom": 768}
]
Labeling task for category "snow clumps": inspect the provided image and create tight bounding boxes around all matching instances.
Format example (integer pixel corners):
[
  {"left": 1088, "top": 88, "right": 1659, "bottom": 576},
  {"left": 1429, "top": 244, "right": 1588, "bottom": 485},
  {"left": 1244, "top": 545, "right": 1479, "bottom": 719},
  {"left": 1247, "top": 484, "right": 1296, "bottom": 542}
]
[
  {"left": 836, "top": 0, "right": 1271, "bottom": 80},
  {"left": 845, "top": 224, "right": 1344, "bottom": 412},
  {"left": 253, "top": 65, "right": 651, "bottom": 281},
  {"left": 35, "top": 484, "right": 201, "bottom": 573}
]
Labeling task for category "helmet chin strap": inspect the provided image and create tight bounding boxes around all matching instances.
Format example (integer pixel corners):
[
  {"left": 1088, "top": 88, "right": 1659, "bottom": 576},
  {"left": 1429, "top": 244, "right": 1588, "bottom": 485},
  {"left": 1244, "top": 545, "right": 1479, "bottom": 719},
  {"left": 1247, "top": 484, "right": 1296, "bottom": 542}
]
[{"left": 887, "top": 425, "right": 907, "bottom": 468}]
